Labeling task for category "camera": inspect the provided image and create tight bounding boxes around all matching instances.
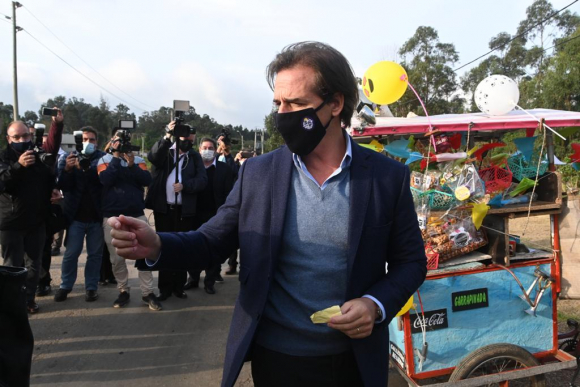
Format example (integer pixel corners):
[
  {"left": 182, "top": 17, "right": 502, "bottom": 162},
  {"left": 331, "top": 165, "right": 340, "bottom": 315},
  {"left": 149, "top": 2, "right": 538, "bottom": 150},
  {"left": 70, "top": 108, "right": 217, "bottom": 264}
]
[
  {"left": 109, "top": 120, "right": 140, "bottom": 154},
  {"left": 72, "top": 131, "right": 91, "bottom": 170},
  {"left": 217, "top": 128, "right": 239, "bottom": 146},
  {"left": 167, "top": 100, "right": 195, "bottom": 138},
  {"left": 42, "top": 107, "right": 58, "bottom": 117},
  {"left": 31, "top": 127, "right": 56, "bottom": 165}
]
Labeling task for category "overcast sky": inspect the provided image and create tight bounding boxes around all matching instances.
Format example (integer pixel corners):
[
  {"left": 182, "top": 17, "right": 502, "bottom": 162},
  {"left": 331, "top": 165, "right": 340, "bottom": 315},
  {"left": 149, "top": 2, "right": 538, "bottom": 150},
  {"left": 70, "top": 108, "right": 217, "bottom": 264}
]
[{"left": 0, "top": 0, "right": 575, "bottom": 129}]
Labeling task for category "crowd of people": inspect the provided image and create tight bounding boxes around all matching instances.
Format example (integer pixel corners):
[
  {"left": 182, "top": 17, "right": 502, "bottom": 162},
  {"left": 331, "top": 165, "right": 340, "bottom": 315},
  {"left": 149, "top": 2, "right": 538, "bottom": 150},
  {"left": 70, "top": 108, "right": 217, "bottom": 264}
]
[{"left": 0, "top": 113, "right": 250, "bottom": 314}]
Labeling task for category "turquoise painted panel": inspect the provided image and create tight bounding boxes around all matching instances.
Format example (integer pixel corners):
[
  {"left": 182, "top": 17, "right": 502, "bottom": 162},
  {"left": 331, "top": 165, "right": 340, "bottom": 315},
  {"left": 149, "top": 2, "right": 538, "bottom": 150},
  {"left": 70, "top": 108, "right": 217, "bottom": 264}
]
[{"left": 388, "top": 263, "right": 554, "bottom": 374}]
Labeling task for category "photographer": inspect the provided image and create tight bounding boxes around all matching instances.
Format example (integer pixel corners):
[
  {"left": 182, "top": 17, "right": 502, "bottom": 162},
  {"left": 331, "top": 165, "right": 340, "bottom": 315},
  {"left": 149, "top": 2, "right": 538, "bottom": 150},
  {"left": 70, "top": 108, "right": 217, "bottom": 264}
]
[
  {"left": 99, "top": 128, "right": 161, "bottom": 311},
  {"left": 0, "top": 120, "right": 59, "bottom": 314},
  {"left": 146, "top": 121, "right": 207, "bottom": 300},
  {"left": 54, "top": 127, "right": 106, "bottom": 303},
  {"left": 33, "top": 115, "right": 67, "bottom": 297},
  {"left": 216, "top": 132, "right": 239, "bottom": 175}
]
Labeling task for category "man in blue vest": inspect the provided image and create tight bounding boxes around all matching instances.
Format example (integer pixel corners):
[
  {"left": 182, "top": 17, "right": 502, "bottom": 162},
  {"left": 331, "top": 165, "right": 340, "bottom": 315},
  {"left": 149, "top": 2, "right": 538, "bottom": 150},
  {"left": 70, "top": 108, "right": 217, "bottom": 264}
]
[{"left": 108, "top": 41, "right": 426, "bottom": 387}]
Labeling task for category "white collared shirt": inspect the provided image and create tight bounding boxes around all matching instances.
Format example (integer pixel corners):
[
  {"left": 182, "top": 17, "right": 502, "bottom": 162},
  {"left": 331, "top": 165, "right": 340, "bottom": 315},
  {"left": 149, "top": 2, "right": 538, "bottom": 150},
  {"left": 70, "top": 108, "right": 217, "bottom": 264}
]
[
  {"left": 292, "top": 131, "right": 353, "bottom": 190},
  {"left": 166, "top": 149, "right": 187, "bottom": 205}
]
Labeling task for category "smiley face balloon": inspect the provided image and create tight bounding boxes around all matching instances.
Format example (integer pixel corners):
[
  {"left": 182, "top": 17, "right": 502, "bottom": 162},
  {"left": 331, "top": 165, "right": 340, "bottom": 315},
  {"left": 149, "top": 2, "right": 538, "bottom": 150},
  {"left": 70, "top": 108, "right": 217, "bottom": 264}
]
[{"left": 362, "top": 61, "right": 408, "bottom": 105}]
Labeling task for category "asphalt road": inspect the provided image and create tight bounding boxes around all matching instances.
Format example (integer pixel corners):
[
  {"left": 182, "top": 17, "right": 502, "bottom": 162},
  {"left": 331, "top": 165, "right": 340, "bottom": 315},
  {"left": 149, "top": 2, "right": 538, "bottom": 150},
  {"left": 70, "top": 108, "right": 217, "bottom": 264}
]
[{"left": 28, "top": 249, "right": 578, "bottom": 386}]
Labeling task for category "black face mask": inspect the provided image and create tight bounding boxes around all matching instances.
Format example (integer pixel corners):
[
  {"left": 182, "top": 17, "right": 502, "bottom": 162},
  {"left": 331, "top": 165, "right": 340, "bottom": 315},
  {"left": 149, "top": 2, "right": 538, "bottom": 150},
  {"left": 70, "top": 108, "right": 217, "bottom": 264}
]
[
  {"left": 178, "top": 140, "right": 193, "bottom": 153},
  {"left": 11, "top": 141, "right": 33, "bottom": 154},
  {"left": 274, "top": 99, "right": 333, "bottom": 156}
]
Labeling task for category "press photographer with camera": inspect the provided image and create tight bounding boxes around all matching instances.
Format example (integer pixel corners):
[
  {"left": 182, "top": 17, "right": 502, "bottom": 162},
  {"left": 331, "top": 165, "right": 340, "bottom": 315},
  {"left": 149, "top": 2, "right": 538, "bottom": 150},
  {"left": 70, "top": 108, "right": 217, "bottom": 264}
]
[
  {"left": 216, "top": 130, "right": 239, "bottom": 175},
  {"left": 0, "top": 117, "right": 62, "bottom": 314},
  {"left": 28, "top": 110, "right": 67, "bottom": 298},
  {"left": 54, "top": 127, "right": 106, "bottom": 303},
  {"left": 99, "top": 124, "right": 161, "bottom": 311},
  {"left": 145, "top": 119, "right": 207, "bottom": 300}
]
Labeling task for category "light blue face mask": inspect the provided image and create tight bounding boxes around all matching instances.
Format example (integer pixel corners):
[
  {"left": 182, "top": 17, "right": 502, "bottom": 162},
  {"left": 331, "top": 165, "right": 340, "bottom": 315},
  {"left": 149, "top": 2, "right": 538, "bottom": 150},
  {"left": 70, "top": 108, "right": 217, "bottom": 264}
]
[{"left": 82, "top": 142, "right": 96, "bottom": 155}]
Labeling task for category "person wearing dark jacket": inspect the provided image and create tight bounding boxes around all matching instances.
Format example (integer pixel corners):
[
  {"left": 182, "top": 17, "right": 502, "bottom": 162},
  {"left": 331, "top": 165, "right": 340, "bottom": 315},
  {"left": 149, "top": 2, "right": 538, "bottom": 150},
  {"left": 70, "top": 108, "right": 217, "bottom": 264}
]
[
  {"left": 216, "top": 136, "right": 239, "bottom": 176},
  {"left": 145, "top": 124, "right": 207, "bottom": 300},
  {"left": 184, "top": 137, "right": 234, "bottom": 294},
  {"left": 99, "top": 129, "right": 161, "bottom": 311},
  {"left": 0, "top": 120, "right": 57, "bottom": 314},
  {"left": 35, "top": 117, "right": 66, "bottom": 297},
  {"left": 54, "top": 127, "right": 106, "bottom": 303}
]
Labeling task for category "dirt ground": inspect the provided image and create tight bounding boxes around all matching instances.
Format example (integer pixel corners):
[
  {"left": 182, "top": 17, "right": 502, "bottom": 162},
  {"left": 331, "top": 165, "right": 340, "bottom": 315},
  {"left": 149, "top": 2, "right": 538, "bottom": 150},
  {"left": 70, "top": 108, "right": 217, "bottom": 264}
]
[{"left": 27, "top": 215, "right": 579, "bottom": 386}]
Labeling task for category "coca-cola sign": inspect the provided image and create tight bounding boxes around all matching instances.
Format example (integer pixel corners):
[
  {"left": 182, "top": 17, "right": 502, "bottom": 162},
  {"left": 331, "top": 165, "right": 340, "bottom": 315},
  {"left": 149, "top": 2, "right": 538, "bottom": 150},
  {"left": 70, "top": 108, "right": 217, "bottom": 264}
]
[{"left": 410, "top": 308, "right": 448, "bottom": 334}]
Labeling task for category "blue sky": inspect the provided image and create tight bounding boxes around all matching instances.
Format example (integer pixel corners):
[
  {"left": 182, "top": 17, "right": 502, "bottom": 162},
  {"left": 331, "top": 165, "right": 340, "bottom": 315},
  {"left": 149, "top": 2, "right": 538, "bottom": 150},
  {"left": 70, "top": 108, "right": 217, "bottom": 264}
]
[{"left": 0, "top": 0, "right": 575, "bottom": 129}]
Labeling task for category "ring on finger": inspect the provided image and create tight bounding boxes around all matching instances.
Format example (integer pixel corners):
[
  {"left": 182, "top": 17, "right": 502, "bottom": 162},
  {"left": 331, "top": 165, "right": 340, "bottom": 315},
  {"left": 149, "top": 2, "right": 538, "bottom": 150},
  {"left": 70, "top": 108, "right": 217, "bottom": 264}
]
[{"left": 356, "top": 327, "right": 360, "bottom": 333}]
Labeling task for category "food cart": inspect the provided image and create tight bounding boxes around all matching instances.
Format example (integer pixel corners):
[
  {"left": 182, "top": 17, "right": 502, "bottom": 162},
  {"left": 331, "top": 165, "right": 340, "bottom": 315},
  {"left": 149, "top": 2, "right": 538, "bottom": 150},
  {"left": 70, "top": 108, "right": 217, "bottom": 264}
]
[{"left": 350, "top": 109, "right": 580, "bottom": 386}]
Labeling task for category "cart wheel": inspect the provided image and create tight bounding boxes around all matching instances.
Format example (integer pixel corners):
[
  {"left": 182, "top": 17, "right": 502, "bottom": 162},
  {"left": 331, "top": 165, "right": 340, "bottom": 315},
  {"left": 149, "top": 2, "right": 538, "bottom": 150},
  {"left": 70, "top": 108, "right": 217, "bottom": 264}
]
[
  {"left": 559, "top": 339, "right": 578, "bottom": 353},
  {"left": 449, "top": 343, "right": 546, "bottom": 386}
]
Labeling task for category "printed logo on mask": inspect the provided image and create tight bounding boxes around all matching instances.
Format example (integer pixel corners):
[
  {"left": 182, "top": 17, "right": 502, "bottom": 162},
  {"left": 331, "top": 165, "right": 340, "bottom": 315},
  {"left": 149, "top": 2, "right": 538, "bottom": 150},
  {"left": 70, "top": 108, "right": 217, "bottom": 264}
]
[{"left": 302, "top": 117, "right": 315, "bottom": 130}]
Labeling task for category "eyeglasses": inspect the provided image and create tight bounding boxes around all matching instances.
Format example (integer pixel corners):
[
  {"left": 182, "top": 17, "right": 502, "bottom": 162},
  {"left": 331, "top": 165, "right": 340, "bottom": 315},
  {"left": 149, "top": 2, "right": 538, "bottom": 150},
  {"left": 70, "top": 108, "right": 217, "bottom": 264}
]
[{"left": 8, "top": 133, "right": 32, "bottom": 141}]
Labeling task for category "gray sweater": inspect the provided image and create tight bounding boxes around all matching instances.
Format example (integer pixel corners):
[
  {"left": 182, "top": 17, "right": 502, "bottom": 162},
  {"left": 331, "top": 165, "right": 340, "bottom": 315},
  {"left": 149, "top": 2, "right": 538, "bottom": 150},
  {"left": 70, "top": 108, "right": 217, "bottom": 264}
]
[{"left": 254, "top": 163, "right": 351, "bottom": 356}]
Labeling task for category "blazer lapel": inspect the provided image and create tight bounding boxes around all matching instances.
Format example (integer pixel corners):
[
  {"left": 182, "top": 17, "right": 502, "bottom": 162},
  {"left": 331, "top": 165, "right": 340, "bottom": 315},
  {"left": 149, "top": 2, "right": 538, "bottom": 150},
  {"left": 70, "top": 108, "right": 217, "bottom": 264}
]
[
  {"left": 346, "top": 140, "right": 373, "bottom": 281},
  {"left": 270, "top": 147, "right": 294, "bottom": 267}
]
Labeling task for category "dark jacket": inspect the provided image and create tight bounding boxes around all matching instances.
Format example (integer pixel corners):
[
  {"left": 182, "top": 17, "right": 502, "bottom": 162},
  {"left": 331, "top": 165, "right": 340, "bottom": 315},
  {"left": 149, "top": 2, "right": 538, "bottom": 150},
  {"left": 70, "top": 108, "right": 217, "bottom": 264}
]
[
  {"left": 0, "top": 145, "right": 55, "bottom": 230},
  {"left": 97, "top": 153, "right": 152, "bottom": 218},
  {"left": 57, "top": 150, "right": 106, "bottom": 225},
  {"left": 195, "top": 160, "right": 236, "bottom": 224},
  {"left": 209, "top": 161, "right": 235, "bottom": 209},
  {"left": 218, "top": 153, "right": 239, "bottom": 176},
  {"left": 148, "top": 139, "right": 428, "bottom": 387},
  {"left": 145, "top": 138, "right": 207, "bottom": 217}
]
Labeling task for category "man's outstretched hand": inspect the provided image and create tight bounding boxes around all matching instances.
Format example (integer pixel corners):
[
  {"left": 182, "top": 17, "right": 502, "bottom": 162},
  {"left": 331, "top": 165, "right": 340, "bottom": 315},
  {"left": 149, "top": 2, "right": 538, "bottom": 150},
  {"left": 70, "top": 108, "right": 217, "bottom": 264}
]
[{"left": 107, "top": 215, "right": 161, "bottom": 261}]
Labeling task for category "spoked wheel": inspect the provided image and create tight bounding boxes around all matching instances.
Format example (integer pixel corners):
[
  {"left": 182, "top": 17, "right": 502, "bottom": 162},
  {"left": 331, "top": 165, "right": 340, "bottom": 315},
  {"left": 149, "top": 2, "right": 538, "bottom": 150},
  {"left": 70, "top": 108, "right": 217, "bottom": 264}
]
[
  {"left": 559, "top": 339, "right": 578, "bottom": 354},
  {"left": 449, "top": 343, "right": 546, "bottom": 386}
]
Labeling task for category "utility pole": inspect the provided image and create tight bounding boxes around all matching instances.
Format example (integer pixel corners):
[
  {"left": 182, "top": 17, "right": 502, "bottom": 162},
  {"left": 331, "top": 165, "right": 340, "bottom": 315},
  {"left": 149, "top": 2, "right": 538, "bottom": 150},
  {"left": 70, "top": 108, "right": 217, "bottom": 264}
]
[
  {"left": 261, "top": 128, "right": 265, "bottom": 155},
  {"left": 12, "top": 2, "right": 22, "bottom": 120},
  {"left": 254, "top": 129, "right": 257, "bottom": 151}
]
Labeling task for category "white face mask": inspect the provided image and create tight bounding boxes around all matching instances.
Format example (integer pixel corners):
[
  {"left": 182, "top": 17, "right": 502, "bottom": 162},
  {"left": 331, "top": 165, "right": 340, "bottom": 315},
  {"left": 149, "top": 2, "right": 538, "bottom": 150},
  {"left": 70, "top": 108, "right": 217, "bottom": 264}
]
[
  {"left": 201, "top": 149, "right": 215, "bottom": 161},
  {"left": 83, "top": 142, "right": 96, "bottom": 155}
]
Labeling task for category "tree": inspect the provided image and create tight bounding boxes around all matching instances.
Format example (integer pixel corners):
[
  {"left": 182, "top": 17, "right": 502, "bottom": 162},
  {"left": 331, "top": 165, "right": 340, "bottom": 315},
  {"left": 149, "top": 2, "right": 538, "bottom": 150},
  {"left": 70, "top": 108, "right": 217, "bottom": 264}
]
[
  {"left": 264, "top": 110, "right": 283, "bottom": 151},
  {"left": 460, "top": 33, "right": 527, "bottom": 111},
  {"left": 461, "top": 0, "right": 579, "bottom": 111},
  {"left": 0, "top": 102, "right": 15, "bottom": 149},
  {"left": 539, "top": 26, "right": 580, "bottom": 111},
  {"left": 22, "top": 110, "right": 38, "bottom": 125},
  {"left": 392, "top": 26, "right": 462, "bottom": 116}
]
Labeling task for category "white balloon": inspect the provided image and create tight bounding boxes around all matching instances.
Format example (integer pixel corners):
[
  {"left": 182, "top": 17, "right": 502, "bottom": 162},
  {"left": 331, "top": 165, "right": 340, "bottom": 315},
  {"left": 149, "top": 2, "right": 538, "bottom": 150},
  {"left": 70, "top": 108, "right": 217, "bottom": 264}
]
[{"left": 474, "top": 75, "right": 519, "bottom": 116}]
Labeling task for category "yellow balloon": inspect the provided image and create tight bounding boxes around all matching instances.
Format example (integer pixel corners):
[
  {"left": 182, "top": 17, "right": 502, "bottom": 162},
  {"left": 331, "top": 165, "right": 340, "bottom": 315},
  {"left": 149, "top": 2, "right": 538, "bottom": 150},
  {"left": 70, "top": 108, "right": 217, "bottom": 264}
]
[
  {"left": 396, "top": 295, "right": 414, "bottom": 317},
  {"left": 362, "top": 61, "right": 408, "bottom": 105}
]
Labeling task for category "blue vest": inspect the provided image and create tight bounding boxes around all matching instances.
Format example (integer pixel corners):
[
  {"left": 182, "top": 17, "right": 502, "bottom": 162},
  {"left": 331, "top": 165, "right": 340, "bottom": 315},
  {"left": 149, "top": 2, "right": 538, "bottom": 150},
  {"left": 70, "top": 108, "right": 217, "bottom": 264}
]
[{"left": 254, "top": 164, "right": 351, "bottom": 356}]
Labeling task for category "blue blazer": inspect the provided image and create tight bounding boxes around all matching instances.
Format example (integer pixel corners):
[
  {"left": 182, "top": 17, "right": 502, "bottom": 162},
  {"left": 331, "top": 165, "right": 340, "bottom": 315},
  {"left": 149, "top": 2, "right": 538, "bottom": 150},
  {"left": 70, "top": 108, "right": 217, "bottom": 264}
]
[{"left": 149, "top": 139, "right": 427, "bottom": 387}]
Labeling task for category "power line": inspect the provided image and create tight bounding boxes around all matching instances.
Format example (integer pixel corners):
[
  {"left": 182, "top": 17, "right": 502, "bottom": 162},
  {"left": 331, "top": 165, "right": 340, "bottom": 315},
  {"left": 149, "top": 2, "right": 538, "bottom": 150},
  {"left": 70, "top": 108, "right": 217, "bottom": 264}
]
[
  {"left": 542, "top": 33, "right": 580, "bottom": 52},
  {"left": 452, "top": 0, "right": 579, "bottom": 72},
  {"left": 21, "top": 29, "right": 147, "bottom": 113},
  {"left": 21, "top": 5, "right": 156, "bottom": 111}
]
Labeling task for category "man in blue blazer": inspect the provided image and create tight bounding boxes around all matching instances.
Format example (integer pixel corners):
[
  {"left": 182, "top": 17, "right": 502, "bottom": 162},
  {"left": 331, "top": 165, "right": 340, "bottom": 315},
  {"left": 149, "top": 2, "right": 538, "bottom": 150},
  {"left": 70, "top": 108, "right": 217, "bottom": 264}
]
[{"left": 108, "top": 41, "right": 426, "bottom": 387}]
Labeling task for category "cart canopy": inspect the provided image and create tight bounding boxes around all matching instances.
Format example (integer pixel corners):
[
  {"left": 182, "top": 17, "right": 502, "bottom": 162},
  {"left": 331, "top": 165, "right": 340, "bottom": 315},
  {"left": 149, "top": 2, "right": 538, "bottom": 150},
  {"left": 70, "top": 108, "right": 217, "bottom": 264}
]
[{"left": 351, "top": 108, "right": 580, "bottom": 136}]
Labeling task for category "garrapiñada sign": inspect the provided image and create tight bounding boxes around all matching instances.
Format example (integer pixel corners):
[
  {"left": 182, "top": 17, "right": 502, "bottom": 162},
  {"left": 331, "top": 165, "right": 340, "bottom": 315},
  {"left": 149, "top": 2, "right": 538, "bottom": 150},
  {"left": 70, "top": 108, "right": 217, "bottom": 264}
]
[{"left": 452, "top": 288, "right": 489, "bottom": 312}]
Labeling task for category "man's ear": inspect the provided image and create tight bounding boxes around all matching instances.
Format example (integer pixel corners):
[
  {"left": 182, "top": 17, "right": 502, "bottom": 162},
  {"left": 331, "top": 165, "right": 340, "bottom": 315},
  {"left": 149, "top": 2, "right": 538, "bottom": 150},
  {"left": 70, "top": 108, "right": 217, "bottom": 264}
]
[{"left": 329, "top": 92, "right": 344, "bottom": 118}]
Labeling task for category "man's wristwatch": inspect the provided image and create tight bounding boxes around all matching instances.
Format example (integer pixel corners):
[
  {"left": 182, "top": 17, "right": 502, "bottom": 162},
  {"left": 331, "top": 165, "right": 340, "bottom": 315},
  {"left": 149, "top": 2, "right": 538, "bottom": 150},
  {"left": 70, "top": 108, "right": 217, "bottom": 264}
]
[{"left": 375, "top": 305, "right": 383, "bottom": 321}]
